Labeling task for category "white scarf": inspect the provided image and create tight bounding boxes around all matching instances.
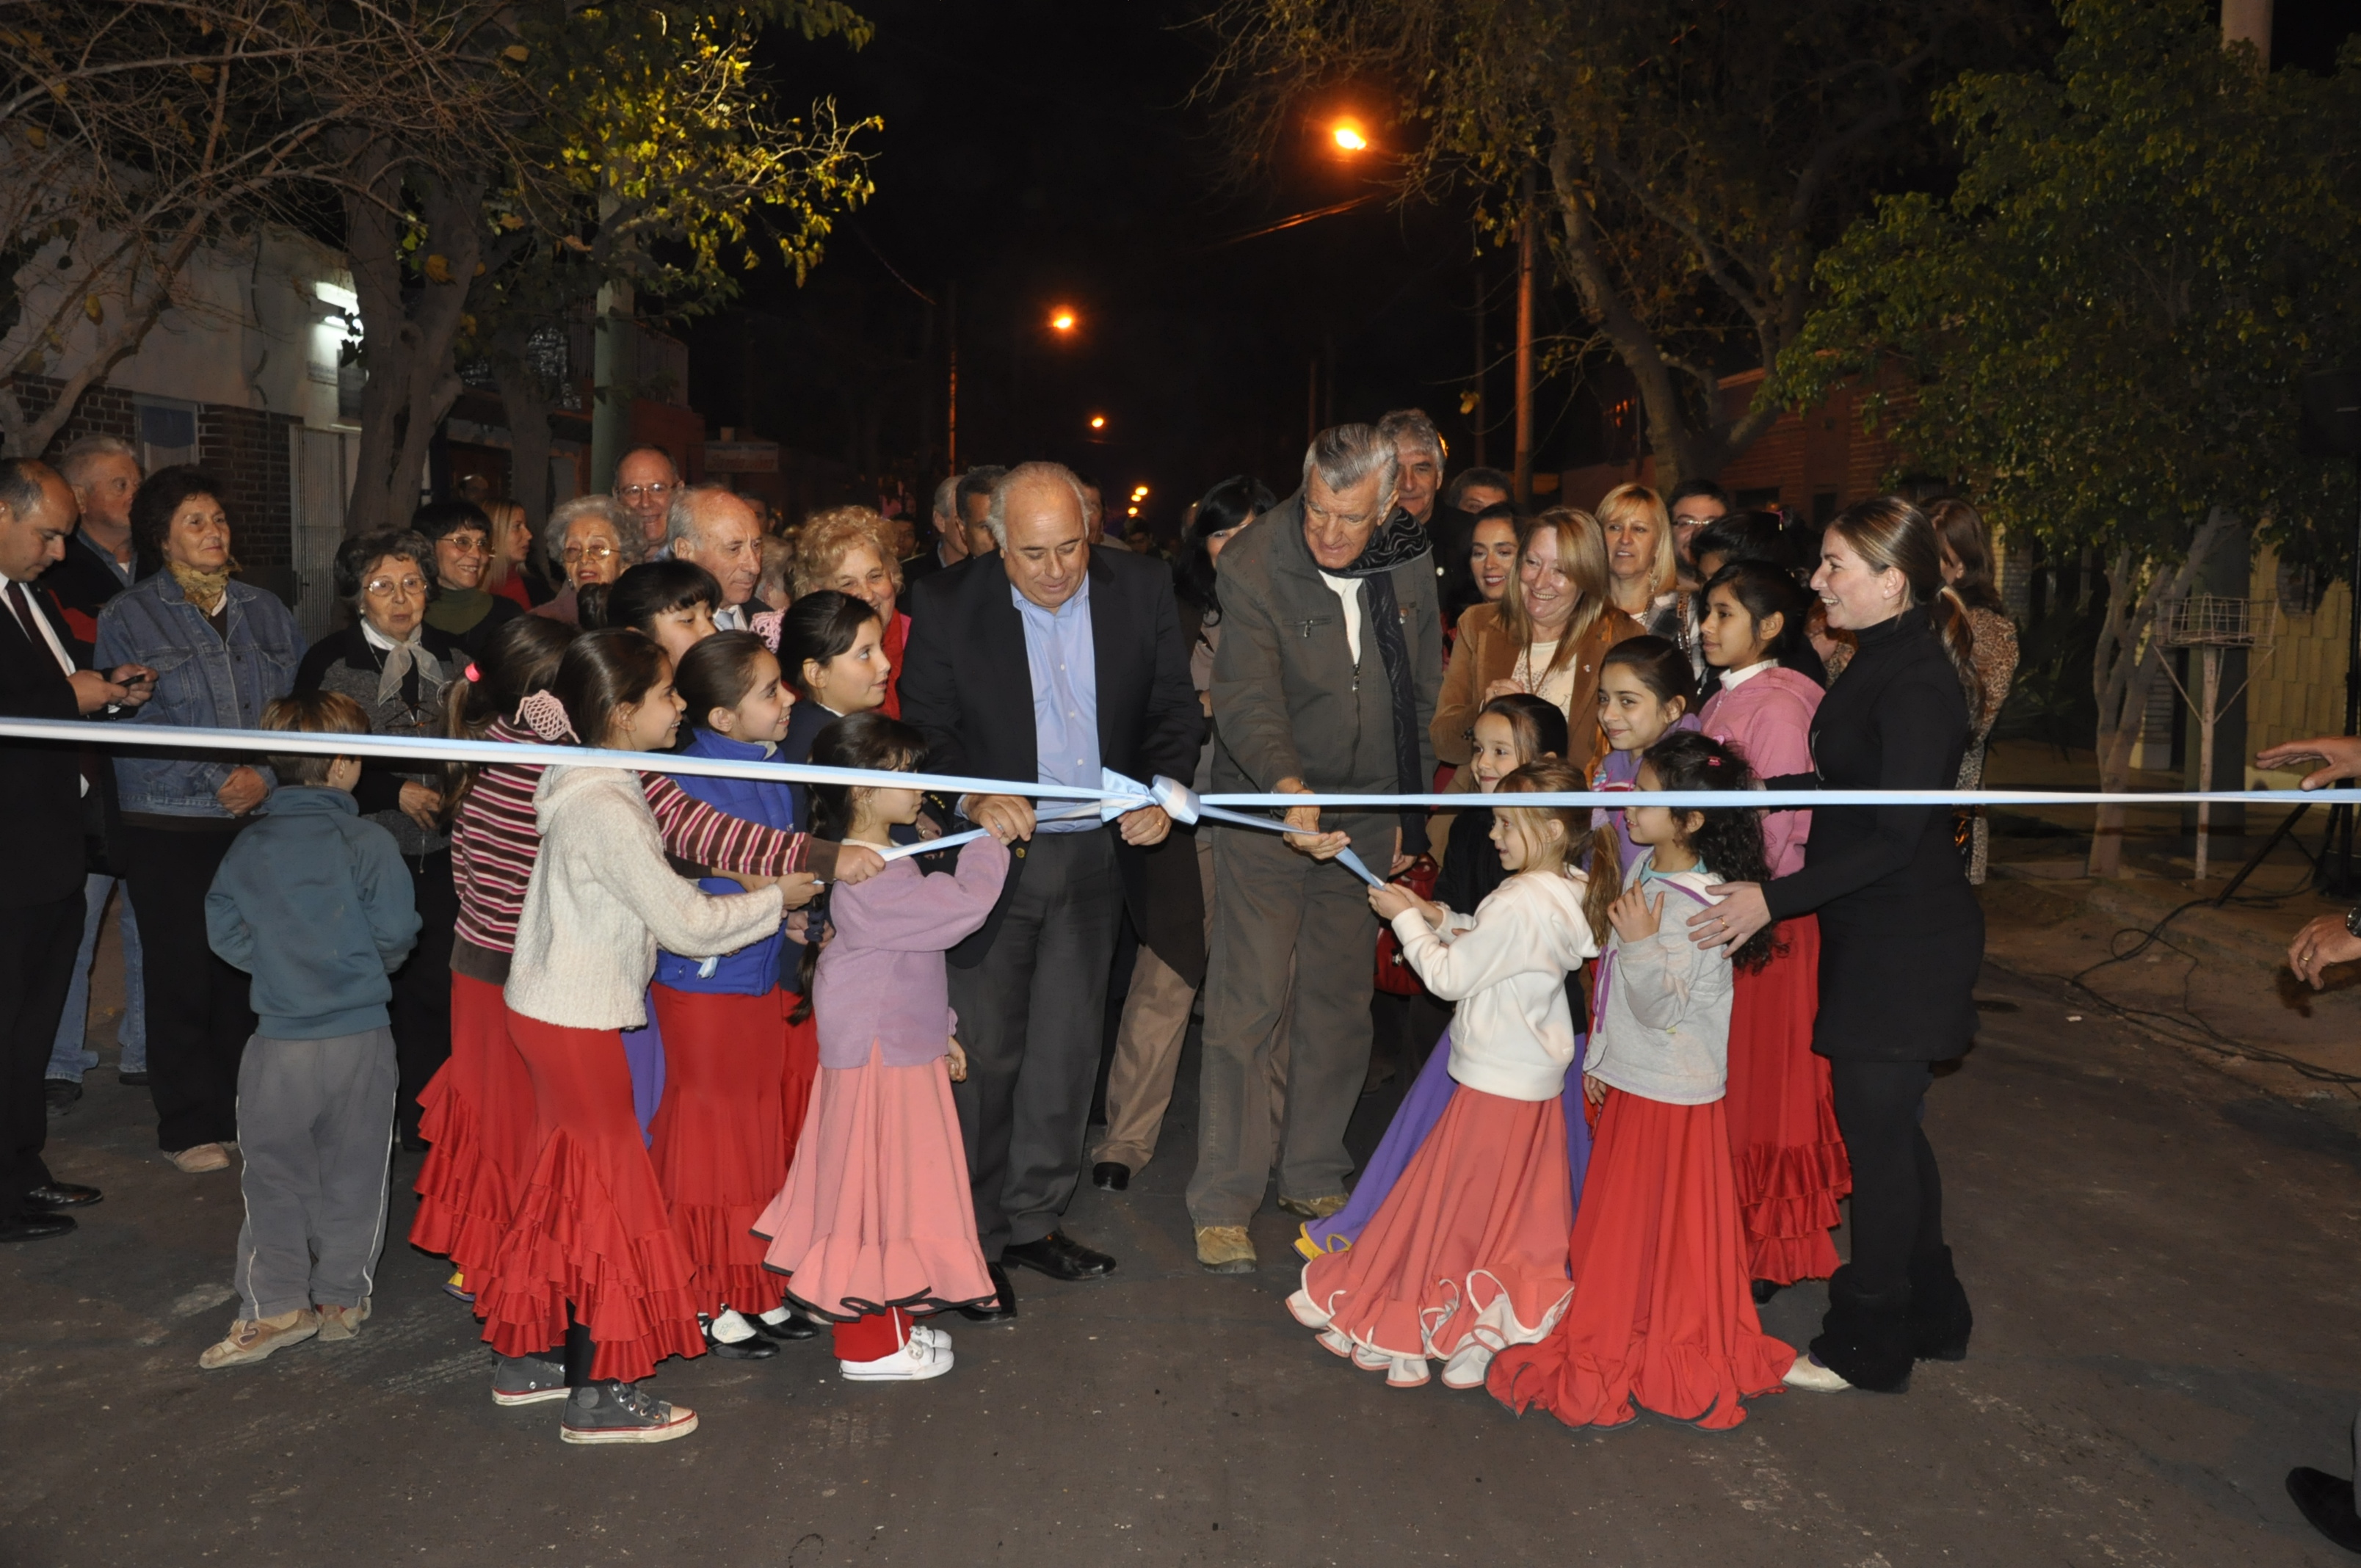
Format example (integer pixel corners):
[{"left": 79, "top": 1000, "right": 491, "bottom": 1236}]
[{"left": 361, "top": 619, "right": 448, "bottom": 707}]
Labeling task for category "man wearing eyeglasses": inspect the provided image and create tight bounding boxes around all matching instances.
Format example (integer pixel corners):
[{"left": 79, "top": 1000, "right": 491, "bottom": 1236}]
[{"left": 612, "top": 446, "right": 682, "bottom": 557}]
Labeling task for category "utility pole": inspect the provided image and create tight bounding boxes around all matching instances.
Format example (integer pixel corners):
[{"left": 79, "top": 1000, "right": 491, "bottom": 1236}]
[
  {"left": 945, "top": 280, "right": 959, "bottom": 471},
  {"left": 1470, "top": 267, "right": 1487, "bottom": 470},
  {"left": 1513, "top": 167, "right": 1536, "bottom": 507},
  {"left": 1306, "top": 356, "right": 1317, "bottom": 449}
]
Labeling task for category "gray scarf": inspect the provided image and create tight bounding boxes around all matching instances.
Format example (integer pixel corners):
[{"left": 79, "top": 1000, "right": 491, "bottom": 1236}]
[{"left": 362, "top": 620, "right": 448, "bottom": 708}]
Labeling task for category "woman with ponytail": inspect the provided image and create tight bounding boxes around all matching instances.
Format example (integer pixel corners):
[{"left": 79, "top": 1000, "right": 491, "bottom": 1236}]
[{"left": 1683, "top": 496, "right": 1981, "bottom": 1398}]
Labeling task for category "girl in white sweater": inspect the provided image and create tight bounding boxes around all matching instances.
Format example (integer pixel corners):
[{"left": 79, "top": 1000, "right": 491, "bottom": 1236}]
[
  {"left": 475, "top": 630, "right": 785, "bottom": 1448},
  {"left": 1287, "top": 759, "right": 1598, "bottom": 1391},
  {"left": 1487, "top": 730, "right": 1797, "bottom": 1431}
]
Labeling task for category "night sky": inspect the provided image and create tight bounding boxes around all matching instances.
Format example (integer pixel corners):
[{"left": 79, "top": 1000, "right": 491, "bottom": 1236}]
[{"left": 686, "top": 0, "right": 2359, "bottom": 533}]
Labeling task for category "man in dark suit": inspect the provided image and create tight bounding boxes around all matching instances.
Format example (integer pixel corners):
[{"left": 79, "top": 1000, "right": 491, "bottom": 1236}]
[
  {"left": 899, "top": 460, "right": 1200, "bottom": 1319},
  {"left": 0, "top": 460, "right": 153, "bottom": 1241}
]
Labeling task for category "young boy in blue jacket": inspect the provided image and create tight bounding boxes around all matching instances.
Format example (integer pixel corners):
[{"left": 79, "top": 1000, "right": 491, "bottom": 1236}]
[{"left": 197, "top": 692, "right": 421, "bottom": 1370}]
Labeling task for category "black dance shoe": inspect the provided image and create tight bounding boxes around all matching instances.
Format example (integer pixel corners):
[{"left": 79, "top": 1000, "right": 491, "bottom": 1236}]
[{"left": 957, "top": 1262, "right": 1018, "bottom": 1325}]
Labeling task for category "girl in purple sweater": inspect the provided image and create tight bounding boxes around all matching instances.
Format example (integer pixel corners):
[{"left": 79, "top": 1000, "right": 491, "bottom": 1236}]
[{"left": 752, "top": 712, "right": 1008, "bottom": 1382}]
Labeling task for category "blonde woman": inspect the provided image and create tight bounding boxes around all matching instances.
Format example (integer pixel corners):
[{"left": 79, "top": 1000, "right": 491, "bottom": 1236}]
[
  {"left": 1431, "top": 507, "right": 1641, "bottom": 780},
  {"left": 484, "top": 501, "right": 545, "bottom": 610},
  {"left": 792, "top": 506, "right": 908, "bottom": 717},
  {"left": 1598, "top": 482, "right": 1700, "bottom": 681}
]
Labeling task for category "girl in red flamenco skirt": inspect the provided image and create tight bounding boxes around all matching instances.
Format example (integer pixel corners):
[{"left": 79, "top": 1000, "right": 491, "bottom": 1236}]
[
  {"left": 1288, "top": 759, "right": 1600, "bottom": 1391},
  {"left": 474, "top": 631, "right": 788, "bottom": 1445},
  {"left": 1697, "top": 561, "right": 1852, "bottom": 1293},
  {"left": 1489, "top": 732, "right": 1796, "bottom": 1431},
  {"left": 647, "top": 632, "right": 831, "bottom": 1359},
  {"left": 753, "top": 713, "right": 1007, "bottom": 1382}
]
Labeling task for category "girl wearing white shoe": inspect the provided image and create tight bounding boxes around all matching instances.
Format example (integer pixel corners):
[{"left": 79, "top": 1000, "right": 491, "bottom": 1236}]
[
  {"left": 1287, "top": 758, "right": 1598, "bottom": 1391},
  {"left": 752, "top": 713, "right": 1007, "bottom": 1382},
  {"left": 1487, "top": 732, "right": 1799, "bottom": 1430}
]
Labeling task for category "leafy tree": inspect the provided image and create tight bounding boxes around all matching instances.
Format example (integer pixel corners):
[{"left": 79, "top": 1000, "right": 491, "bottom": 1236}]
[
  {"left": 0, "top": 1, "right": 497, "bottom": 457},
  {"left": 1782, "top": 0, "right": 2361, "bottom": 874},
  {"left": 335, "top": 0, "right": 874, "bottom": 534},
  {"left": 1199, "top": 0, "right": 2035, "bottom": 490}
]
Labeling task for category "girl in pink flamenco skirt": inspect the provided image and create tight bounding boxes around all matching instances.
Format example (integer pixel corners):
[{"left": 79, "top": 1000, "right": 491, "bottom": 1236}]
[
  {"left": 752, "top": 712, "right": 1006, "bottom": 1382},
  {"left": 1288, "top": 758, "right": 1600, "bottom": 1390},
  {"left": 1489, "top": 730, "right": 1796, "bottom": 1431}
]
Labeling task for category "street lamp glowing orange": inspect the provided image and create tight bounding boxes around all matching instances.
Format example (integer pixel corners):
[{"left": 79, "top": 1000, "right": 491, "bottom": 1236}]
[
  {"left": 1331, "top": 119, "right": 1368, "bottom": 153},
  {"left": 1089, "top": 414, "right": 1106, "bottom": 430},
  {"left": 1049, "top": 308, "right": 1077, "bottom": 333}
]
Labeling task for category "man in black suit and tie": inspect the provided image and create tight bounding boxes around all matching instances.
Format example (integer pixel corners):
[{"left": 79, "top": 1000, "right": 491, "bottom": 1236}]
[
  {"left": 899, "top": 460, "right": 1200, "bottom": 1319},
  {"left": 0, "top": 460, "right": 153, "bottom": 1241}
]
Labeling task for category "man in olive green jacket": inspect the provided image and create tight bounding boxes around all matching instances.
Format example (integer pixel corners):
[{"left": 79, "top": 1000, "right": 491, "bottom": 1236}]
[{"left": 1187, "top": 424, "right": 1443, "bottom": 1273}]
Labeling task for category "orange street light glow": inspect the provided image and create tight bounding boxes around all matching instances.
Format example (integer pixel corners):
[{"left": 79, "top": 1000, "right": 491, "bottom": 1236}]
[
  {"left": 1127, "top": 506, "right": 1140, "bottom": 518},
  {"left": 1050, "top": 308, "right": 1077, "bottom": 333},
  {"left": 1089, "top": 415, "right": 1106, "bottom": 430},
  {"left": 1332, "top": 120, "right": 1368, "bottom": 152}
]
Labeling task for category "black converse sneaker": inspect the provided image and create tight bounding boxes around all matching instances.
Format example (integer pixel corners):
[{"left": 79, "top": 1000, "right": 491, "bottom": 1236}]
[
  {"left": 559, "top": 1380, "right": 697, "bottom": 1445},
  {"left": 490, "top": 1352, "right": 569, "bottom": 1407}
]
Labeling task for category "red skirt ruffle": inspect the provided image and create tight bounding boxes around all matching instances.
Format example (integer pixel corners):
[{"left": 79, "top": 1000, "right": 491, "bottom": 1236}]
[
  {"left": 1488, "top": 1090, "right": 1793, "bottom": 1431},
  {"left": 648, "top": 984, "right": 793, "bottom": 1318},
  {"left": 1725, "top": 915, "right": 1850, "bottom": 1285},
  {"left": 409, "top": 972, "right": 537, "bottom": 1282},
  {"left": 1294, "top": 1084, "right": 1573, "bottom": 1383},
  {"left": 474, "top": 1015, "right": 706, "bottom": 1384}
]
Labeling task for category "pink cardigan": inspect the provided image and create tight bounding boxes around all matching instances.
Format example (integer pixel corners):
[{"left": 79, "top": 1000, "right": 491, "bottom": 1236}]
[
  {"left": 812, "top": 835, "right": 1010, "bottom": 1069},
  {"left": 1699, "top": 665, "right": 1822, "bottom": 879}
]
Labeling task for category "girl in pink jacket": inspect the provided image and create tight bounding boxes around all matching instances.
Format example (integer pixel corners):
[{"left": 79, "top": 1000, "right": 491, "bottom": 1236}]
[
  {"left": 752, "top": 711, "right": 1009, "bottom": 1383},
  {"left": 1697, "top": 559, "right": 1851, "bottom": 1299}
]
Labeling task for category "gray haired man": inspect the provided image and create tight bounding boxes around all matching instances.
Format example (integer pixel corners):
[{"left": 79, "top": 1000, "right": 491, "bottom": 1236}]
[
  {"left": 665, "top": 484, "right": 764, "bottom": 629},
  {"left": 1186, "top": 424, "right": 1442, "bottom": 1274}
]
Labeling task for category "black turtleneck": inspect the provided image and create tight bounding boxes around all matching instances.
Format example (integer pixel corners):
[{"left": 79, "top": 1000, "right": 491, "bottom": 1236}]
[
  {"left": 1763, "top": 609, "right": 1973, "bottom": 923},
  {"left": 1758, "top": 606, "right": 1984, "bottom": 1060}
]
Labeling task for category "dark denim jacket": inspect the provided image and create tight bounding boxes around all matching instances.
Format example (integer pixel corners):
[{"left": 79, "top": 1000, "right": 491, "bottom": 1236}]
[{"left": 94, "top": 573, "right": 305, "bottom": 818}]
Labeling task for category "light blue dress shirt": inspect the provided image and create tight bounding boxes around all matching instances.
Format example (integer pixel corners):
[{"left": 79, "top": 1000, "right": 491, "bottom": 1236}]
[{"left": 1013, "top": 576, "right": 1100, "bottom": 832}]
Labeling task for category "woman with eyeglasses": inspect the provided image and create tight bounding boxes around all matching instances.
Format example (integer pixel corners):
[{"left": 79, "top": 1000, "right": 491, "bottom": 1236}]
[
  {"left": 412, "top": 501, "right": 523, "bottom": 656},
  {"left": 531, "top": 496, "right": 641, "bottom": 629},
  {"left": 95, "top": 467, "right": 306, "bottom": 1175},
  {"left": 293, "top": 529, "right": 465, "bottom": 1148}
]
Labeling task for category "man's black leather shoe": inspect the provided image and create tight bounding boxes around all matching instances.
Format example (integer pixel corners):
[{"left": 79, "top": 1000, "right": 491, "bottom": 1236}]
[
  {"left": 43, "top": 1078, "right": 79, "bottom": 1116},
  {"left": 0, "top": 1213, "right": 75, "bottom": 1243},
  {"left": 1092, "top": 1162, "right": 1130, "bottom": 1192},
  {"left": 706, "top": 1332, "right": 779, "bottom": 1360},
  {"left": 1002, "top": 1231, "right": 1116, "bottom": 1282},
  {"left": 23, "top": 1183, "right": 100, "bottom": 1211},
  {"left": 957, "top": 1262, "right": 1018, "bottom": 1324},
  {"left": 2289, "top": 1467, "right": 2361, "bottom": 1553}
]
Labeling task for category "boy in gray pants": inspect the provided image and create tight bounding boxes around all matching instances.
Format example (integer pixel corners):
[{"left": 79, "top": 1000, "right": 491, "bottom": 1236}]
[{"left": 198, "top": 692, "right": 420, "bottom": 1369}]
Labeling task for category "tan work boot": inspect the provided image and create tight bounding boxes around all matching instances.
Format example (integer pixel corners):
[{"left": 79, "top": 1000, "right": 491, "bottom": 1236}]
[
  {"left": 315, "top": 1298, "right": 371, "bottom": 1342},
  {"left": 197, "top": 1309, "right": 319, "bottom": 1369},
  {"left": 167, "top": 1143, "right": 232, "bottom": 1174},
  {"left": 1277, "top": 1194, "right": 1349, "bottom": 1222},
  {"left": 1194, "top": 1224, "right": 1257, "bottom": 1274}
]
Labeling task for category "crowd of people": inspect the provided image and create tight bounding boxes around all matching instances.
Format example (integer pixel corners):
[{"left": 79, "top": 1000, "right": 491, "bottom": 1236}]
[{"left": 0, "top": 410, "right": 2029, "bottom": 1444}]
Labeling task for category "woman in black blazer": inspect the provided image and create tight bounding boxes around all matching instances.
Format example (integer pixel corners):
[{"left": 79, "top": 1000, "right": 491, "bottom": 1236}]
[{"left": 1686, "top": 497, "right": 1985, "bottom": 1394}]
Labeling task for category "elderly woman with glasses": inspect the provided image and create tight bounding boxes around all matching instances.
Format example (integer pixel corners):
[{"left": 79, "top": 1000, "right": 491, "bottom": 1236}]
[
  {"left": 95, "top": 466, "right": 306, "bottom": 1174},
  {"left": 413, "top": 501, "right": 524, "bottom": 654},
  {"left": 530, "top": 495, "right": 640, "bottom": 629},
  {"left": 291, "top": 528, "right": 465, "bottom": 1147}
]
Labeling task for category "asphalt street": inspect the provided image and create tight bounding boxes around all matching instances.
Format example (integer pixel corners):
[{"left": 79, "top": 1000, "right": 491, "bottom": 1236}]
[{"left": 5, "top": 955, "right": 2359, "bottom": 1567}]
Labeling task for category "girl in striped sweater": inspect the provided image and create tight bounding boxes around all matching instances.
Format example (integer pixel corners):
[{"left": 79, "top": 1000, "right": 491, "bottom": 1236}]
[{"left": 405, "top": 617, "right": 880, "bottom": 1405}]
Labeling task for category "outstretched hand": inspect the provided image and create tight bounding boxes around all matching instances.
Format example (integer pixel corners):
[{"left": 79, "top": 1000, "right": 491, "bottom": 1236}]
[{"left": 2255, "top": 736, "right": 2361, "bottom": 790}]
